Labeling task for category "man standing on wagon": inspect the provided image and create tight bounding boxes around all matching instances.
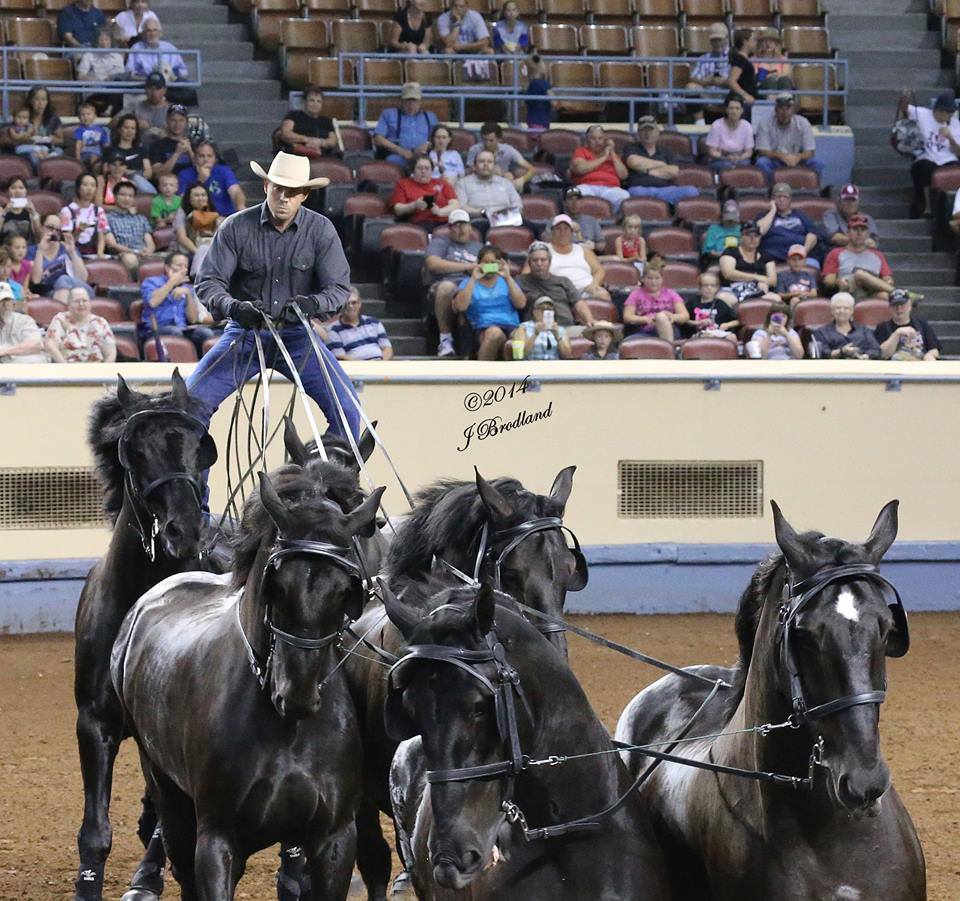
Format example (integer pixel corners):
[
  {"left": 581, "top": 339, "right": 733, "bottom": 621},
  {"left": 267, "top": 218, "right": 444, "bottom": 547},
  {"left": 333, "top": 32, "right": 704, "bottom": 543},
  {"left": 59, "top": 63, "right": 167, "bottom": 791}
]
[{"left": 187, "top": 150, "right": 361, "bottom": 439}]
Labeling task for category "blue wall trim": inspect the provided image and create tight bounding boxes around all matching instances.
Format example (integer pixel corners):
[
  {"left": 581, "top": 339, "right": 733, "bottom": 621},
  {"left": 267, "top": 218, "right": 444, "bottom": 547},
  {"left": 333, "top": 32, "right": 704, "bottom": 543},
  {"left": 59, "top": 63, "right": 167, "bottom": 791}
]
[{"left": 3, "top": 543, "right": 960, "bottom": 633}]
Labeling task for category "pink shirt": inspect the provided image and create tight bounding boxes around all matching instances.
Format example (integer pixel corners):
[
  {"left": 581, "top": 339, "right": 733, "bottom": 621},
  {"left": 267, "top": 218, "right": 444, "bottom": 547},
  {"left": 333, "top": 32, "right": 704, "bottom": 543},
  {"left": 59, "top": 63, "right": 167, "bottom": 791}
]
[
  {"left": 624, "top": 286, "right": 683, "bottom": 317},
  {"left": 705, "top": 118, "right": 754, "bottom": 155}
]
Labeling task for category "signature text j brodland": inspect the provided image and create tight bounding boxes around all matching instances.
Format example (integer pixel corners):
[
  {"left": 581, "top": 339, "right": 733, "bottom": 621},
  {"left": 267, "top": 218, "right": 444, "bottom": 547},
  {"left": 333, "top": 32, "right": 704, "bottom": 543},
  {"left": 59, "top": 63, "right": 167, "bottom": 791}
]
[{"left": 458, "top": 401, "right": 554, "bottom": 453}]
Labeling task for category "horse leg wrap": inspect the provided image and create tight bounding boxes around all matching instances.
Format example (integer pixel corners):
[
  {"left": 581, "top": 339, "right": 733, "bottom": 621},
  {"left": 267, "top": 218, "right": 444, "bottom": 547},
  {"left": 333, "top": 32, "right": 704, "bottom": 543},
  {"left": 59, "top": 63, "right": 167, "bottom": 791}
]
[
  {"left": 74, "top": 861, "right": 105, "bottom": 901},
  {"left": 137, "top": 798, "right": 158, "bottom": 849},
  {"left": 127, "top": 830, "right": 166, "bottom": 894},
  {"left": 276, "top": 846, "right": 311, "bottom": 901}
]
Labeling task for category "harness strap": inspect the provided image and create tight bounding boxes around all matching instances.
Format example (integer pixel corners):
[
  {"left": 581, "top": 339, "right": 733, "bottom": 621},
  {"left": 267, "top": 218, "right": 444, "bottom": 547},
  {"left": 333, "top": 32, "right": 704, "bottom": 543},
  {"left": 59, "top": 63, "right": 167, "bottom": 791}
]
[{"left": 800, "top": 690, "right": 886, "bottom": 723}]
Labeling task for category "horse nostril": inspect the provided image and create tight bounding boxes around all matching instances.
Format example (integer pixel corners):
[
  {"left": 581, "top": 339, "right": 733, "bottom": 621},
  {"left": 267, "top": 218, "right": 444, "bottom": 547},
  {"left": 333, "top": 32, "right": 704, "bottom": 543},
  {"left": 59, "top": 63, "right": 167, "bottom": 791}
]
[
  {"left": 462, "top": 849, "right": 482, "bottom": 871},
  {"left": 165, "top": 521, "right": 184, "bottom": 542}
]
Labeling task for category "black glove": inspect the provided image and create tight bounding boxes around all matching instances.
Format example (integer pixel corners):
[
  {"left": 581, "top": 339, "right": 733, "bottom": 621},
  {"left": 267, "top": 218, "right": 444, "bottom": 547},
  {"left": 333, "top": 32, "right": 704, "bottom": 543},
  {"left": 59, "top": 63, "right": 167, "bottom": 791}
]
[
  {"left": 229, "top": 300, "right": 264, "bottom": 330},
  {"left": 281, "top": 295, "right": 321, "bottom": 325}
]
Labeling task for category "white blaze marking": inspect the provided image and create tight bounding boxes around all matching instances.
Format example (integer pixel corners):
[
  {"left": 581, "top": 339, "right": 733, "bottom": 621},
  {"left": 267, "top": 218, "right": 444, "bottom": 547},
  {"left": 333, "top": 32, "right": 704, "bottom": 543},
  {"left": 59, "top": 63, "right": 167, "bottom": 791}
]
[
  {"left": 835, "top": 589, "right": 859, "bottom": 623},
  {"left": 835, "top": 886, "right": 862, "bottom": 900}
]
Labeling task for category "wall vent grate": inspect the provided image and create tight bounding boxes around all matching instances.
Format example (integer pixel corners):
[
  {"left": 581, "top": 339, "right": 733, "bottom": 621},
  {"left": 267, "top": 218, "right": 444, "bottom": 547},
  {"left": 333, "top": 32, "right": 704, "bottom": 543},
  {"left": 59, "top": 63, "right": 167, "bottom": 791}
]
[
  {"left": 0, "top": 467, "right": 104, "bottom": 530},
  {"left": 618, "top": 460, "right": 763, "bottom": 518}
]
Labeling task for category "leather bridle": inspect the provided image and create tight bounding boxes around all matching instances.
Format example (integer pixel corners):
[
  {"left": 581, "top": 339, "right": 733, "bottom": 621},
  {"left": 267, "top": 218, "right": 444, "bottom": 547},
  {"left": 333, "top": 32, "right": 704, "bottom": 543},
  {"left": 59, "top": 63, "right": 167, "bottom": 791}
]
[{"left": 116, "top": 409, "right": 210, "bottom": 562}]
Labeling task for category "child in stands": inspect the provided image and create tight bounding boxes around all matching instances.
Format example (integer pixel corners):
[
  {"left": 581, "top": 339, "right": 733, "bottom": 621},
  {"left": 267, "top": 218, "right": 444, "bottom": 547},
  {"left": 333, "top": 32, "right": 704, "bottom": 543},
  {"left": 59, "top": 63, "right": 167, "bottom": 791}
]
[
  {"left": 73, "top": 101, "right": 110, "bottom": 168},
  {"left": 614, "top": 214, "right": 647, "bottom": 265},
  {"left": 151, "top": 172, "right": 181, "bottom": 229}
]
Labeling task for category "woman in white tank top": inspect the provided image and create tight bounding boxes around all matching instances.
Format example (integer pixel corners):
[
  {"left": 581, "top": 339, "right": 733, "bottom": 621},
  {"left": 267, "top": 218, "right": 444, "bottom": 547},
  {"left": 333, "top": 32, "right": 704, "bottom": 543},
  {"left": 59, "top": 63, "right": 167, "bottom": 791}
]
[{"left": 546, "top": 217, "right": 611, "bottom": 300}]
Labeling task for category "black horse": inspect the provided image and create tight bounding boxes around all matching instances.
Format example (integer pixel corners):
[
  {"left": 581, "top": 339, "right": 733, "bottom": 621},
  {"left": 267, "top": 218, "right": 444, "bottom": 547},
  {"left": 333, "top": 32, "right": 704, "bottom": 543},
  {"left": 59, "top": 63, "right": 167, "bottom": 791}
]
[
  {"left": 345, "top": 467, "right": 587, "bottom": 900},
  {"left": 615, "top": 501, "right": 926, "bottom": 901},
  {"left": 112, "top": 461, "right": 385, "bottom": 901},
  {"left": 73, "top": 370, "right": 218, "bottom": 901},
  {"left": 383, "top": 580, "right": 671, "bottom": 900}
]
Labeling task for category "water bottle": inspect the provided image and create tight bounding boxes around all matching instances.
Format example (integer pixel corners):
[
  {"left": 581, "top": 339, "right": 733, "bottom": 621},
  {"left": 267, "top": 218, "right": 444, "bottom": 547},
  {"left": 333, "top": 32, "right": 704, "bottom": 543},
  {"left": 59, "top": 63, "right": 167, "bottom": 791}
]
[{"left": 809, "top": 334, "right": 820, "bottom": 360}]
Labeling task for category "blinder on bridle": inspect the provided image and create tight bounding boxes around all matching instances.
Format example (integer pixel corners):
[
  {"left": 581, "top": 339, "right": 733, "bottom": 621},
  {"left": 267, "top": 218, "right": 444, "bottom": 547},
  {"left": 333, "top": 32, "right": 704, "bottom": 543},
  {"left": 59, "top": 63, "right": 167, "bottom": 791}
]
[
  {"left": 777, "top": 562, "right": 910, "bottom": 728},
  {"left": 116, "top": 408, "right": 218, "bottom": 561}
]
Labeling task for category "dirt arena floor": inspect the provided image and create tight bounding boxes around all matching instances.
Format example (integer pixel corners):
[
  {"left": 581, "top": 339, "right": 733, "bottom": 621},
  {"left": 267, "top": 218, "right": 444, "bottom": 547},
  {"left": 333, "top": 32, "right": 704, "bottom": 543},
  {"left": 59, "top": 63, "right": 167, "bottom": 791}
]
[{"left": 1, "top": 612, "right": 957, "bottom": 900}]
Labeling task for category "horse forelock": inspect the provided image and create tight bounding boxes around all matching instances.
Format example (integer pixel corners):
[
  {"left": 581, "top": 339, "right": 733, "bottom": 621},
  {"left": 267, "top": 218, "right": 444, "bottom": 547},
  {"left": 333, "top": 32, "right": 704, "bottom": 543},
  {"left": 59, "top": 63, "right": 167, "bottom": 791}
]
[{"left": 87, "top": 385, "right": 207, "bottom": 524}]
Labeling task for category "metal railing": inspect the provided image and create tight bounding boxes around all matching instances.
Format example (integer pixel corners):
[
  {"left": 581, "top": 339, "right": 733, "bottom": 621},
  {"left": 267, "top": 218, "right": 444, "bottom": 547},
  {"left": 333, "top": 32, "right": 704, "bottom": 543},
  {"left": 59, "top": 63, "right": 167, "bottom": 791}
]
[
  {"left": 311, "top": 51, "right": 847, "bottom": 129},
  {"left": 0, "top": 46, "right": 203, "bottom": 119}
]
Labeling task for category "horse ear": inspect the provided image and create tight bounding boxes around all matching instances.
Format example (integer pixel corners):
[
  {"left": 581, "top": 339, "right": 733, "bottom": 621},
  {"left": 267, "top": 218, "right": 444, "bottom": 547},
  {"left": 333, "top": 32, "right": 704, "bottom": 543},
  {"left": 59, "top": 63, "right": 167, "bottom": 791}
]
[
  {"left": 347, "top": 486, "right": 386, "bottom": 539},
  {"left": 476, "top": 468, "right": 513, "bottom": 524},
  {"left": 863, "top": 500, "right": 899, "bottom": 564},
  {"left": 358, "top": 421, "right": 378, "bottom": 462},
  {"left": 170, "top": 367, "right": 189, "bottom": 407},
  {"left": 283, "top": 417, "right": 312, "bottom": 466},
  {"left": 116, "top": 374, "right": 137, "bottom": 413},
  {"left": 472, "top": 582, "right": 496, "bottom": 635},
  {"left": 771, "top": 500, "right": 808, "bottom": 572},
  {"left": 258, "top": 472, "right": 294, "bottom": 536},
  {"left": 381, "top": 579, "right": 422, "bottom": 638},
  {"left": 549, "top": 465, "right": 576, "bottom": 512}
]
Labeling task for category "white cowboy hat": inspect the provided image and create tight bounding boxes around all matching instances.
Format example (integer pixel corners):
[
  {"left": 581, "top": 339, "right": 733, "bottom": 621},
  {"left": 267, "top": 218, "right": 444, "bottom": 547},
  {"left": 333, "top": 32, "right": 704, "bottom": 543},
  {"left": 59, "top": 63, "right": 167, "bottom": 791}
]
[{"left": 250, "top": 151, "right": 330, "bottom": 190}]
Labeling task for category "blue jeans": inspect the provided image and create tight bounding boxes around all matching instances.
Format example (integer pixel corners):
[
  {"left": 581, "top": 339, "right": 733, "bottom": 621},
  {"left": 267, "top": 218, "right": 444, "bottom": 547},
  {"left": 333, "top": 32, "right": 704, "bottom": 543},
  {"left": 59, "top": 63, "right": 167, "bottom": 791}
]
[
  {"left": 626, "top": 185, "right": 700, "bottom": 207},
  {"left": 186, "top": 323, "right": 362, "bottom": 440},
  {"left": 755, "top": 156, "right": 825, "bottom": 185}
]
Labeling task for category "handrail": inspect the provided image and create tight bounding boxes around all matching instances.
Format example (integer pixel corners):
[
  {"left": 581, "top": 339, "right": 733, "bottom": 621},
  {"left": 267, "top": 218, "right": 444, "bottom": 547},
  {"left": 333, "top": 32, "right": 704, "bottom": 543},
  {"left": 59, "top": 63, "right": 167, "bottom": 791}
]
[
  {"left": 0, "top": 45, "right": 203, "bottom": 119},
  {"left": 322, "top": 51, "right": 847, "bottom": 129}
]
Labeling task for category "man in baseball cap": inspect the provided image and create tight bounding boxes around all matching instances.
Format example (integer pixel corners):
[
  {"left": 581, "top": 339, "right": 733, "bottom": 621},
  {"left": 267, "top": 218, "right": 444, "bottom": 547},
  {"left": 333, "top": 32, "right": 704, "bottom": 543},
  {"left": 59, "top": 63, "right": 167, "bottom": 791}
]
[
  {"left": 823, "top": 183, "right": 878, "bottom": 248},
  {"left": 873, "top": 289, "right": 942, "bottom": 360},
  {"left": 372, "top": 81, "right": 438, "bottom": 166},
  {"left": 822, "top": 213, "right": 894, "bottom": 300},
  {"left": 686, "top": 22, "right": 730, "bottom": 123},
  {"left": 148, "top": 102, "right": 193, "bottom": 178},
  {"left": 623, "top": 117, "right": 700, "bottom": 207},
  {"left": 754, "top": 87, "right": 824, "bottom": 185}
]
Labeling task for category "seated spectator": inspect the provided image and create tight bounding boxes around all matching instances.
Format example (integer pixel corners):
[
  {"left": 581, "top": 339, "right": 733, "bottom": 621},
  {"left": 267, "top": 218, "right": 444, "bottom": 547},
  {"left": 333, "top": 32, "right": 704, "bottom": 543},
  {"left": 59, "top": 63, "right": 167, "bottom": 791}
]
[
  {"left": 755, "top": 28, "right": 793, "bottom": 92},
  {"left": 717, "top": 220, "right": 780, "bottom": 306},
  {"left": 126, "top": 21, "right": 188, "bottom": 82},
  {"left": 99, "top": 148, "right": 134, "bottom": 207},
  {"left": 0, "top": 282, "right": 46, "bottom": 363},
  {"left": 547, "top": 214, "right": 610, "bottom": 300},
  {"left": 455, "top": 149, "right": 523, "bottom": 230},
  {"left": 133, "top": 73, "right": 169, "bottom": 145},
  {"left": 9, "top": 88, "right": 64, "bottom": 170},
  {"left": 544, "top": 187, "right": 605, "bottom": 252},
  {"left": 615, "top": 214, "right": 647, "bottom": 263},
  {"left": 466, "top": 122, "right": 534, "bottom": 191},
  {"left": 279, "top": 87, "right": 338, "bottom": 159},
  {"left": 177, "top": 142, "right": 246, "bottom": 217},
  {"left": 746, "top": 302, "right": 802, "bottom": 359},
  {"left": 702, "top": 199, "right": 741, "bottom": 263},
  {"left": 151, "top": 172, "right": 181, "bottom": 227},
  {"left": 389, "top": 154, "right": 460, "bottom": 226},
  {"left": 453, "top": 243, "right": 525, "bottom": 360},
  {"left": 427, "top": 208, "right": 482, "bottom": 357},
  {"left": 428, "top": 124, "right": 465, "bottom": 185},
  {"left": 437, "top": 0, "right": 493, "bottom": 56},
  {"left": 373, "top": 83, "right": 438, "bottom": 167},
  {"left": 6, "top": 235, "right": 34, "bottom": 299},
  {"left": 756, "top": 183, "right": 818, "bottom": 264},
  {"left": 899, "top": 90, "right": 960, "bottom": 218},
  {"left": 821, "top": 214, "right": 893, "bottom": 300},
  {"left": 139, "top": 250, "right": 215, "bottom": 354},
  {"left": 727, "top": 28, "right": 758, "bottom": 108},
  {"left": 775, "top": 244, "right": 818, "bottom": 308},
  {"left": 583, "top": 320, "right": 620, "bottom": 359},
  {"left": 525, "top": 54, "right": 552, "bottom": 132},
  {"left": 61, "top": 173, "right": 116, "bottom": 258},
  {"left": 107, "top": 180, "right": 156, "bottom": 277},
  {"left": 509, "top": 295, "right": 571, "bottom": 360},
  {"left": 110, "top": 116, "right": 156, "bottom": 194},
  {"left": 686, "top": 23, "right": 731, "bottom": 124},
  {"left": 45, "top": 286, "right": 117, "bottom": 363},
  {"left": 570, "top": 126, "right": 630, "bottom": 214},
  {"left": 29, "top": 215, "right": 93, "bottom": 303},
  {"left": 388, "top": 0, "right": 432, "bottom": 53},
  {"left": 811, "top": 291, "right": 881, "bottom": 360},
  {"left": 0, "top": 177, "right": 41, "bottom": 244},
  {"left": 493, "top": 0, "right": 529, "bottom": 53},
  {"left": 58, "top": 0, "right": 105, "bottom": 47},
  {"left": 824, "top": 183, "right": 878, "bottom": 248},
  {"left": 622, "top": 259, "right": 688, "bottom": 340},
  {"left": 327, "top": 287, "right": 394, "bottom": 361},
  {"left": 149, "top": 104, "right": 194, "bottom": 179},
  {"left": 77, "top": 29, "right": 126, "bottom": 117},
  {"left": 623, "top": 117, "right": 699, "bottom": 207},
  {"left": 704, "top": 93, "right": 754, "bottom": 174},
  {"left": 874, "top": 288, "right": 941, "bottom": 361},
  {"left": 115, "top": 0, "right": 160, "bottom": 46},
  {"left": 518, "top": 241, "right": 595, "bottom": 335},
  {"left": 686, "top": 271, "right": 739, "bottom": 345},
  {"left": 0, "top": 249, "right": 24, "bottom": 306},
  {"left": 74, "top": 101, "right": 110, "bottom": 168},
  {"left": 754, "top": 93, "right": 823, "bottom": 185},
  {"left": 174, "top": 182, "right": 221, "bottom": 275}
]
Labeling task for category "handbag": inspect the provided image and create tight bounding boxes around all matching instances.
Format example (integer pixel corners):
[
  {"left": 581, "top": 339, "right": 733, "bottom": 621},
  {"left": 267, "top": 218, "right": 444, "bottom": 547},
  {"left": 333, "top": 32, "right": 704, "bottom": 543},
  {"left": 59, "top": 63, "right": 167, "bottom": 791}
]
[{"left": 890, "top": 118, "right": 924, "bottom": 159}]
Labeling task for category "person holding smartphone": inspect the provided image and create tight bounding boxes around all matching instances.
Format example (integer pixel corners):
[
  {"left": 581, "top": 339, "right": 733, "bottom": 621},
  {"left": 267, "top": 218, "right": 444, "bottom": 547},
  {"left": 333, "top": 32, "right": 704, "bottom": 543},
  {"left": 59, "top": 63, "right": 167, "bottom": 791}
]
[
  {"left": 389, "top": 154, "right": 461, "bottom": 226},
  {"left": 747, "top": 302, "right": 803, "bottom": 359},
  {"left": 0, "top": 176, "right": 40, "bottom": 243},
  {"left": 509, "top": 295, "right": 572, "bottom": 360},
  {"left": 29, "top": 214, "right": 93, "bottom": 303},
  {"left": 453, "top": 244, "right": 526, "bottom": 360}
]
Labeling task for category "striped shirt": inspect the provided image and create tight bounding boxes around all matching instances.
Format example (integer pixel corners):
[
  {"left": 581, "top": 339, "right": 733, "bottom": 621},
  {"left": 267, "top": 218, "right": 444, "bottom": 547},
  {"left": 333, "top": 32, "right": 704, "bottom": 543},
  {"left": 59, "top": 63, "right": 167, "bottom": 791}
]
[{"left": 327, "top": 314, "right": 391, "bottom": 361}]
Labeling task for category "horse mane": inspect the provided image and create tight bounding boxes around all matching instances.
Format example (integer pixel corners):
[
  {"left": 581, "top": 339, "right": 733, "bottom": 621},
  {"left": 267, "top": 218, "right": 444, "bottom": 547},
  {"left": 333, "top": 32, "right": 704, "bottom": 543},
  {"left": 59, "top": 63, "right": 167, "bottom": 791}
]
[
  {"left": 230, "top": 458, "right": 363, "bottom": 590},
  {"left": 87, "top": 386, "right": 206, "bottom": 524},
  {"left": 386, "top": 477, "right": 564, "bottom": 584}
]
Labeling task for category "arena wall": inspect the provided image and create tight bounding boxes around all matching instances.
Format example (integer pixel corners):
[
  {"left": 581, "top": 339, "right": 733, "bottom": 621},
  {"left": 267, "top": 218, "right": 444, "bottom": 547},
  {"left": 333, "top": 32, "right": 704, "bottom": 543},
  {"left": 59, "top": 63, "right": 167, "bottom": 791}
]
[{"left": 1, "top": 360, "right": 958, "bottom": 631}]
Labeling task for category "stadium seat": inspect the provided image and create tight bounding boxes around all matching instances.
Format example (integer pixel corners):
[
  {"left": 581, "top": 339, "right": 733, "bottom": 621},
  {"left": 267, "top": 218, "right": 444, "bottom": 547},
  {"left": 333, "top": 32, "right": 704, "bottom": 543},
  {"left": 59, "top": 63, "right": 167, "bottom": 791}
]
[
  {"left": 930, "top": 165, "right": 960, "bottom": 192},
  {"left": 791, "top": 63, "right": 843, "bottom": 121},
  {"left": 500, "top": 0, "right": 539, "bottom": 15},
  {"left": 0, "top": 0, "right": 35, "bottom": 19},
  {"left": 675, "top": 197, "right": 720, "bottom": 225},
  {"left": 853, "top": 298, "right": 891, "bottom": 329},
  {"left": 647, "top": 226, "right": 697, "bottom": 260},
  {"left": 6, "top": 16, "right": 54, "bottom": 48},
  {"left": 568, "top": 336, "right": 593, "bottom": 358},
  {"left": 521, "top": 194, "right": 558, "bottom": 224},
  {"left": 113, "top": 334, "right": 140, "bottom": 361},
  {"left": 446, "top": 127, "right": 475, "bottom": 155},
  {"left": 728, "top": 0, "right": 774, "bottom": 28},
  {"left": 303, "top": 0, "right": 350, "bottom": 14},
  {"left": 681, "top": 337, "right": 737, "bottom": 359},
  {"left": 662, "top": 261, "right": 699, "bottom": 289},
  {"left": 792, "top": 297, "right": 831, "bottom": 329},
  {"left": 530, "top": 22, "right": 580, "bottom": 53},
  {"left": 27, "top": 298, "right": 65, "bottom": 326},
  {"left": 144, "top": 336, "right": 198, "bottom": 363},
  {"left": 152, "top": 227, "right": 175, "bottom": 250},
  {"left": 404, "top": 58, "right": 452, "bottom": 86},
  {"left": 89, "top": 298, "right": 126, "bottom": 323},
  {"left": 501, "top": 127, "right": 534, "bottom": 153},
  {"left": 719, "top": 167, "right": 767, "bottom": 192},
  {"left": 541, "top": 0, "right": 587, "bottom": 24},
  {"left": 633, "top": 0, "right": 678, "bottom": 24},
  {"left": 380, "top": 223, "right": 429, "bottom": 253},
  {"left": 37, "top": 157, "right": 84, "bottom": 189},
  {"left": 22, "top": 57, "right": 71, "bottom": 82},
  {"left": 645, "top": 61, "right": 691, "bottom": 91},
  {"left": 682, "top": 24, "right": 721, "bottom": 53},
  {"left": 781, "top": 25, "right": 832, "bottom": 57},
  {"left": 537, "top": 128, "right": 582, "bottom": 158},
  {"left": 343, "top": 193, "right": 388, "bottom": 252},
  {"left": 580, "top": 24, "right": 631, "bottom": 54},
  {"left": 619, "top": 336, "right": 675, "bottom": 359},
  {"left": 251, "top": 0, "right": 300, "bottom": 51},
  {"left": 487, "top": 226, "right": 535, "bottom": 255},
  {"left": 776, "top": 0, "right": 824, "bottom": 26},
  {"left": 357, "top": 160, "right": 404, "bottom": 187},
  {"left": 736, "top": 299, "right": 772, "bottom": 330},
  {"left": 201, "top": 336, "right": 220, "bottom": 356},
  {"left": 621, "top": 196, "right": 672, "bottom": 225},
  {"left": 591, "top": 0, "right": 635, "bottom": 26},
  {"left": 676, "top": 165, "right": 713, "bottom": 191},
  {"left": 280, "top": 19, "right": 330, "bottom": 87},
  {"left": 737, "top": 197, "right": 771, "bottom": 220},
  {"left": 679, "top": 0, "right": 724, "bottom": 21},
  {"left": 584, "top": 297, "right": 620, "bottom": 322},
  {"left": 657, "top": 131, "right": 693, "bottom": 160},
  {"left": 576, "top": 195, "right": 614, "bottom": 220},
  {"left": 85, "top": 259, "right": 132, "bottom": 291},
  {"left": 0, "top": 155, "right": 31, "bottom": 183},
  {"left": 772, "top": 166, "right": 819, "bottom": 193},
  {"left": 550, "top": 61, "right": 602, "bottom": 116},
  {"left": 339, "top": 124, "right": 373, "bottom": 152},
  {"left": 599, "top": 61, "right": 645, "bottom": 90},
  {"left": 601, "top": 224, "right": 623, "bottom": 247},
  {"left": 306, "top": 57, "right": 340, "bottom": 90},
  {"left": 630, "top": 24, "right": 679, "bottom": 55},
  {"left": 138, "top": 260, "right": 165, "bottom": 281},
  {"left": 28, "top": 190, "right": 63, "bottom": 217},
  {"left": 603, "top": 261, "right": 641, "bottom": 288},
  {"left": 129, "top": 299, "right": 143, "bottom": 327},
  {"left": 357, "top": 58, "right": 404, "bottom": 88},
  {"left": 791, "top": 196, "right": 835, "bottom": 220},
  {"left": 331, "top": 18, "right": 379, "bottom": 53}
]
